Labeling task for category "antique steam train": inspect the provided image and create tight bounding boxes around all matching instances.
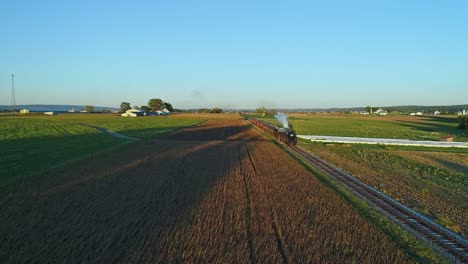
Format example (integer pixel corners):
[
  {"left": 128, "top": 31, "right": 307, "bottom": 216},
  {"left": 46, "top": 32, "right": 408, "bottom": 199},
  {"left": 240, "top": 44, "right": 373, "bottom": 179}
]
[{"left": 250, "top": 119, "right": 297, "bottom": 146}]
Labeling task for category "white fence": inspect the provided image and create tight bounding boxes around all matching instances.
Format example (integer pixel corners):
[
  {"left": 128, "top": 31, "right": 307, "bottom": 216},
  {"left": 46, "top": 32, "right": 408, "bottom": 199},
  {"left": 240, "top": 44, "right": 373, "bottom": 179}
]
[{"left": 298, "top": 135, "right": 468, "bottom": 148}]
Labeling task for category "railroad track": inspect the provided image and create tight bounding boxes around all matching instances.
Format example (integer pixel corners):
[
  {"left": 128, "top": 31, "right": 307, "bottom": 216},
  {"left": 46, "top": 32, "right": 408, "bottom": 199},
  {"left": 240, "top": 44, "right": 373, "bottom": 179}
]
[
  {"left": 290, "top": 145, "right": 468, "bottom": 263},
  {"left": 248, "top": 118, "right": 468, "bottom": 262}
]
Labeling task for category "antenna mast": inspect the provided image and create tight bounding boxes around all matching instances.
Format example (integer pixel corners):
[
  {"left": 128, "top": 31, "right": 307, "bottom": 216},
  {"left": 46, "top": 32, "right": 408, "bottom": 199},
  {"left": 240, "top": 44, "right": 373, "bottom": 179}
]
[{"left": 11, "top": 74, "right": 16, "bottom": 112}]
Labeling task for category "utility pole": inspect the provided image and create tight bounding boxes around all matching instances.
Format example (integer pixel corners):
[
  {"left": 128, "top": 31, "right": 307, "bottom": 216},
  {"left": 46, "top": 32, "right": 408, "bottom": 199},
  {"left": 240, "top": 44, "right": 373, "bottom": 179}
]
[{"left": 11, "top": 74, "right": 16, "bottom": 112}]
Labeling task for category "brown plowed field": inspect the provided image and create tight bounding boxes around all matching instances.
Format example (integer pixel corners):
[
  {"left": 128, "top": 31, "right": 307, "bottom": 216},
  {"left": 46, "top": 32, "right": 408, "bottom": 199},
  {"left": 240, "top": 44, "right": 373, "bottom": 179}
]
[{"left": 0, "top": 117, "right": 413, "bottom": 263}]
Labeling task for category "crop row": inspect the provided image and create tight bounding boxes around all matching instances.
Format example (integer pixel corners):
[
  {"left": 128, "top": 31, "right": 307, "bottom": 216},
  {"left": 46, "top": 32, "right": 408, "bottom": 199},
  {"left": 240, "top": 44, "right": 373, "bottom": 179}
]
[{"left": 300, "top": 142, "right": 467, "bottom": 237}]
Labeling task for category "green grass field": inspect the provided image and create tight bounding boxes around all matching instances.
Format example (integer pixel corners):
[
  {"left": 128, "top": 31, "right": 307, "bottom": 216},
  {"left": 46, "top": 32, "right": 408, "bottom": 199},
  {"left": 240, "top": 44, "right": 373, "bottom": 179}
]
[
  {"left": 249, "top": 113, "right": 468, "bottom": 141},
  {"left": 247, "top": 113, "right": 467, "bottom": 235},
  {"left": 299, "top": 141, "right": 468, "bottom": 235},
  {"left": 0, "top": 114, "right": 203, "bottom": 186}
]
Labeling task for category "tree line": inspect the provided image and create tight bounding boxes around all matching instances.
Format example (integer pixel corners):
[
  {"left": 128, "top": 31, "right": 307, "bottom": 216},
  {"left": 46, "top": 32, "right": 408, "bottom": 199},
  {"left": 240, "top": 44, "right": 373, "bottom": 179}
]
[
  {"left": 459, "top": 115, "right": 468, "bottom": 129},
  {"left": 380, "top": 104, "right": 468, "bottom": 114},
  {"left": 120, "top": 99, "right": 174, "bottom": 113},
  {"left": 255, "top": 106, "right": 276, "bottom": 117},
  {"left": 196, "top": 107, "right": 223, "bottom": 113}
]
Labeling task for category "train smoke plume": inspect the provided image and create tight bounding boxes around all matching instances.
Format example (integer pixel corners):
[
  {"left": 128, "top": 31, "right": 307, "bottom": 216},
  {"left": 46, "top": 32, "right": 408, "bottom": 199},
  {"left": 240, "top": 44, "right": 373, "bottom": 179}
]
[{"left": 274, "top": 112, "right": 289, "bottom": 128}]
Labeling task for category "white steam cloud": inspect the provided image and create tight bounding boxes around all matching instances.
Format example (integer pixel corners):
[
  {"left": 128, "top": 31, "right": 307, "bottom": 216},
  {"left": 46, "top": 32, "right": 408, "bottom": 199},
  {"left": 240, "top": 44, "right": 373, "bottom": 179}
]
[{"left": 274, "top": 112, "right": 289, "bottom": 128}]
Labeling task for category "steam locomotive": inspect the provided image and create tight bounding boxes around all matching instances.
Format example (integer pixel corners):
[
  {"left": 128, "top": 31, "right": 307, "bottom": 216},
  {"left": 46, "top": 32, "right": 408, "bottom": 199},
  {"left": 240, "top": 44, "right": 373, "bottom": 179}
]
[
  {"left": 250, "top": 119, "right": 297, "bottom": 146},
  {"left": 276, "top": 127, "right": 298, "bottom": 146}
]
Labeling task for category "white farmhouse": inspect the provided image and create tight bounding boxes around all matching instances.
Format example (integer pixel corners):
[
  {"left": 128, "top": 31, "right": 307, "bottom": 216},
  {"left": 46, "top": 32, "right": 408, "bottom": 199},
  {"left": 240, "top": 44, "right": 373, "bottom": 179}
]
[
  {"left": 374, "top": 108, "right": 388, "bottom": 116},
  {"left": 433, "top": 110, "right": 441, "bottom": 115},
  {"left": 121, "top": 109, "right": 146, "bottom": 117},
  {"left": 416, "top": 112, "right": 423, "bottom": 116},
  {"left": 156, "top": 108, "right": 171, "bottom": 116},
  {"left": 19, "top": 109, "right": 30, "bottom": 114}
]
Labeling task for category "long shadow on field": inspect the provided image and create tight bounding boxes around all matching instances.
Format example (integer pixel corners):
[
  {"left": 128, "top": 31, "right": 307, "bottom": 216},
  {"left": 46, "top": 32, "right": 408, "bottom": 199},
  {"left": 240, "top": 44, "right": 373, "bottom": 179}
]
[
  {"left": 429, "top": 156, "right": 468, "bottom": 175},
  {"left": 0, "top": 125, "right": 201, "bottom": 187},
  {"left": 166, "top": 122, "right": 267, "bottom": 141},
  {"left": 0, "top": 133, "right": 126, "bottom": 187},
  {"left": 0, "top": 124, "right": 257, "bottom": 263},
  {"left": 424, "top": 116, "right": 461, "bottom": 125},
  {"left": 397, "top": 121, "right": 467, "bottom": 140}
]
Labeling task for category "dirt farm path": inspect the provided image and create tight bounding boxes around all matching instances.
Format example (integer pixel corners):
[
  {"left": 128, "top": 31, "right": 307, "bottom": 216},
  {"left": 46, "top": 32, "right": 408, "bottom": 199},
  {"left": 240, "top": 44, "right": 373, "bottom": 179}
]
[
  {"left": 80, "top": 123, "right": 140, "bottom": 140},
  {"left": 0, "top": 116, "right": 413, "bottom": 263}
]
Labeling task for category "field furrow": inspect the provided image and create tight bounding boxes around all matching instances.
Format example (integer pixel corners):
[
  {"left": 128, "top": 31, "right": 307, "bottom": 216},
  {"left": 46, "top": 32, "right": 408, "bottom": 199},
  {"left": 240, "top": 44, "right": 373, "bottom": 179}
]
[{"left": 0, "top": 117, "right": 417, "bottom": 263}]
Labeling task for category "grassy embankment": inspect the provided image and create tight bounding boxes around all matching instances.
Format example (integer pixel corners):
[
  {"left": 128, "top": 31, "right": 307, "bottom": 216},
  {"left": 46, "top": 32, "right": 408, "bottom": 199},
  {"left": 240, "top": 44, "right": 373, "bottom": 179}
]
[
  {"left": 249, "top": 113, "right": 467, "bottom": 236},
  {"left": 247, "top": 117, "right": 446, "bottom": 263},
  {"left": 249, "top": 113, "right": 468, "bottom": 141},
  {"left": 283, "top": 145, "right": 447, "bottom": 264},
  {"left": 0, "top": 114, "right": 203, "bottom": 186}
]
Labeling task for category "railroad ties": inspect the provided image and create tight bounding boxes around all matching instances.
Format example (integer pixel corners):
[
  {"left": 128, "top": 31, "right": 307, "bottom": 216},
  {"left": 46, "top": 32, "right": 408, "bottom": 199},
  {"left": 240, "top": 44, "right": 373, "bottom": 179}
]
[
  {"left": 290, "top": 145, "right": 468, "bottom": 263},
  {"left": 250, "top": 118, "right": 468, "bottom": 262}
]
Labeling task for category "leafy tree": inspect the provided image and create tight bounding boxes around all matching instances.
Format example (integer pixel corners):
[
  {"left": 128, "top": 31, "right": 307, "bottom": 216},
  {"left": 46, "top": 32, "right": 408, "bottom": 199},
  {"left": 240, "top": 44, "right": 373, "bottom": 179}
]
[
  {"left": 164, "top": 102, "right": 174, "bottom": 112},
  {"left": 150, "top": 99, "right": 164, "bottom": 111},
  {"left": 256, "top": 106, "right": 275, "bottom": 116},
  {"left": 120, "top": 102, "right": 131, "bottom": 112},
  {"left": 133, "top": 105, "right": 140, "bottom": 110},
  {"left": 365, "top": 106, "right": 380, "bottom": 114},
  {"left": 458, "top": 115, "right": 468, "bottom": 129},
  {"left": 210, "top": 107, "right": 223, "bottom": 113},
  {"left": 256, "top": 107, "right": 267, "bottom": 114},
  {"left": 85, "top": 105, "right": 94, "bottom": 113},
  {"left": 148, "top": 98, "right": 164, "bottom": 111},
  {"left": 140, "top": 105, "right": 150, "bottom": 111}
]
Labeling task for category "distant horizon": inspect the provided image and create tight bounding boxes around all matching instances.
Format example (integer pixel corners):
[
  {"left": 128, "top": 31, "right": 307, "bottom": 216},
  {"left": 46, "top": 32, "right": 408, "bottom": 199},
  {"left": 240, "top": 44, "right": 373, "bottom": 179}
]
[
  {"left": 2, "top": 1, "right": 468, "bottom": 108},
  {"left": 2, "top": 102, "right": 467, "bottom": 111}
]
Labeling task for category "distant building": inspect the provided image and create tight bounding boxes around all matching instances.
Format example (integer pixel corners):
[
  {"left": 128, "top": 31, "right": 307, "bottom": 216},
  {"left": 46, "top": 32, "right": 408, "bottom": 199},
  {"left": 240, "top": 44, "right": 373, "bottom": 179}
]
[
  {"left": 359, "top": 111, "right": 369, "bottom": 115},
  {"left": 121, "top": 109, "right": 146, "bottom": 117},
  {"left": 458, "top": 109, "right": 466, "bottom": 115},
  {"left": 156, "top": 108, "right": 171, "bottom": 116},
  {"left": 19, "top": 109, "right": 29, "bottom": 114},
  {"left": 410, "top": 113, "right": 416, "bottom": 116},
  {"left": 433, "top": 110, "right": 441, "bottom": 115},
  {"left": 440, "top": 136, "right": 454, "bottom": 142},
  {"left": 374, "top": 108, "right": 388, "bottom": 116},
  {"left": 44, "top": 112, "right": 54, "bottom": 115},
  {"left": 416, "top": 112, "right": 423, "bottom": 116}
]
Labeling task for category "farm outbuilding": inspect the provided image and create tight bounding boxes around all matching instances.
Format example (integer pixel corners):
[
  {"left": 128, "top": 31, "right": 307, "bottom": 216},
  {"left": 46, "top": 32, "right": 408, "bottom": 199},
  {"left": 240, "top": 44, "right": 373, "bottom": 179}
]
[
  {"left": 19, "top": 109, "right": 30, "bottom": 114},
  {"left": 373, "top": 109, "right": 388, "bottom": 116},
  {"left": 440, "top": 136, "right": 454, "bottom": 142},
  {"left": 121, "top": 109, "right": 146, "bottom": 117}
]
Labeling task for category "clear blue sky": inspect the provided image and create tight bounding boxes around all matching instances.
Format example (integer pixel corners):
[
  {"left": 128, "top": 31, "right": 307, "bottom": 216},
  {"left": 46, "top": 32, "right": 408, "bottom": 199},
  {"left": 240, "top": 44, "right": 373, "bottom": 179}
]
[{"left": 2, "top": 0, "right": 467, "bottom": 109}]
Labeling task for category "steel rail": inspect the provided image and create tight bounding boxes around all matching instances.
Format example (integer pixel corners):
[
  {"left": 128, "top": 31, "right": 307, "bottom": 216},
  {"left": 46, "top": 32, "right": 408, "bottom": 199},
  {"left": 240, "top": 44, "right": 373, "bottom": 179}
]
[
  {"left": 291, "top": 145, "right": 468, "bottom": 263},
  {"left": 249, "top": 119, "right": 468, "bottom": 263}
]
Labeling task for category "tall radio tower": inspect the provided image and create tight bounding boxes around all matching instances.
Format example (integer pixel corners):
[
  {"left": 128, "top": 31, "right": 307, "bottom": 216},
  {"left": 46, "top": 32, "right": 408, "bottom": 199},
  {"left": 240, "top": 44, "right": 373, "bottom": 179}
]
[{"left": 11, "top": 74, "right": 16, "bottom": 112}]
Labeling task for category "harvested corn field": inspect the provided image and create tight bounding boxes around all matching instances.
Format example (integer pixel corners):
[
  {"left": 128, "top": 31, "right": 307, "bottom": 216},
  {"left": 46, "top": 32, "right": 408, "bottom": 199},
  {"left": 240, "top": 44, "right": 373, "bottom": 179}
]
[{"left": 1, "top": 117, "right": 413, "bottom": 263}]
